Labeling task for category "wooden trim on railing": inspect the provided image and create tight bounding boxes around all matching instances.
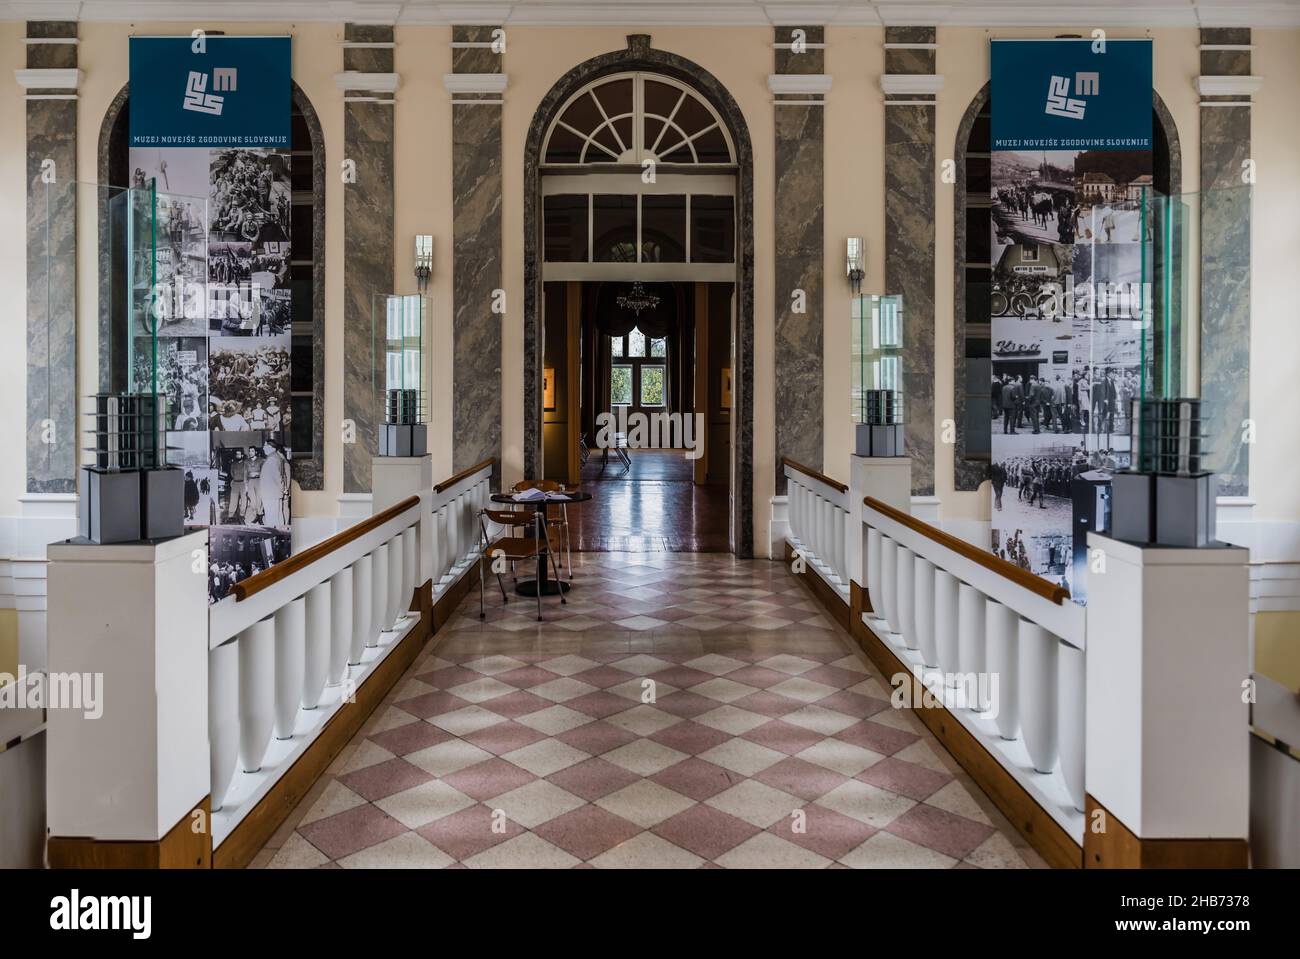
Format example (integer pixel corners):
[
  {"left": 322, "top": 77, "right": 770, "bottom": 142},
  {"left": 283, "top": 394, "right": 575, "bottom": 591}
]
[
  {"left": 233, "top": 495, "right": 421, "bottom": 601},
  {"left": 863, "top": 496, "right": 1071, "bottom": 605},
  {"left": 434, "top": 458, "right": 495, "bottom": 493},
  {"left": 781, "top": 457, "right": 848, "bottom": 494}
]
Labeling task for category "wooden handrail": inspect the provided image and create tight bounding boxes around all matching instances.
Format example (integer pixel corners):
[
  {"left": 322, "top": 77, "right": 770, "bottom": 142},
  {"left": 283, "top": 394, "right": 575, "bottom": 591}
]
[
  {"left": 782, "top": 457, "right": 848, "bottom": 494},
  {"left": 864, "top": 495, "right": 1072, "bottom": 605},
  {"left": 233, "top": 495, "right": 421, "bottom": 601},
  {"left": 434, "top": 458, "right": 494, "bottom": 494}
]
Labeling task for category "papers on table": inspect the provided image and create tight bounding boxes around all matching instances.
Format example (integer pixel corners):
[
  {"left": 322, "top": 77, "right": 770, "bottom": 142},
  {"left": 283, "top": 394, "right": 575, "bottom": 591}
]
[{"left": 510, "top": 488, "right": 575, "bottom": 502}]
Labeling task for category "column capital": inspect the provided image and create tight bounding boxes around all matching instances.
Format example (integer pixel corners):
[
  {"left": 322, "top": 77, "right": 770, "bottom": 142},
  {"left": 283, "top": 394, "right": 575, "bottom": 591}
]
[
  {"left": 15, "top": 67, "right": 80, "bottom": 94},
  {"left": 881, "top": 73, "right": 944, "bottom": 99},
  {"left": 1196, "top": 74, "right": 1263, "bottom": 97},
  {"left": 443, "top": 72, "right": 507, "bottom": 103},
  {"left": 768, "top": 73, "right": 831, "bottom": 104},
  {"left": 334, "top": 71, "right": 399, "bottom": 101}
]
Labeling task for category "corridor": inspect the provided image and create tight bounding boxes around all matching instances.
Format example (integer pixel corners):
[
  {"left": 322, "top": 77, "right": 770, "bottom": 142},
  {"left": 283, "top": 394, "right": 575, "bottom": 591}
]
[{"left": 252, "top": 553, "right": 1042, "bottom": 869}]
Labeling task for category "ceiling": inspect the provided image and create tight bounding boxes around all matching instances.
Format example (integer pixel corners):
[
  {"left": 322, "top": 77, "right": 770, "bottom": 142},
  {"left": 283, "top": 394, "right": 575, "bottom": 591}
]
[{"left": 3, "top": 0, "right": 1298, "bottom": 27}]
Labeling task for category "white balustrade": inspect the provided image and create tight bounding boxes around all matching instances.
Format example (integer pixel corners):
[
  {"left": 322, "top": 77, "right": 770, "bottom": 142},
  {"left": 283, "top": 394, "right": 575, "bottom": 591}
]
[
  {"left": 237, "top": 619, "right": 275, "bottom": 773},
  {"left": 369, "top": 543, "right": 388, "bottom": 646},
  {"left": 273, "top": 598, "right": 306, "bottom": 740},
  {"left": 386, "top": 535, "right": 404, "bottom": 630},
  {"left": 350, "top": 554, "right": 372, "bottom": 666},
  {"left": 783, "top": 463, "right": 852, "bottom": 598},
  {"left": 328, "top": 569, "right": 352, "bottom": 686},
  {"left": 861, "top": 498, "right": 1088, "bottom": 845}
]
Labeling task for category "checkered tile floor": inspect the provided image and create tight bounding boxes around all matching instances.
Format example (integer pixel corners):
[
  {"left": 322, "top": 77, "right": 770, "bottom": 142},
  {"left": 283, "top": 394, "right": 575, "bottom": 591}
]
[{"left": 252, "top": 553, "right": 1043, "bottom": 869}]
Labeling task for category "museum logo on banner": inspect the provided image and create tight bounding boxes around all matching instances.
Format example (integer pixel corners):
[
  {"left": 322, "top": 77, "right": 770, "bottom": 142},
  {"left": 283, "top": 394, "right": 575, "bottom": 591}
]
[
  {"left": 130, "top": 35, "right": 293, "bottom": 603},
  {"left": 988, "top": 39, "right": 1152, "bottom": 605}
]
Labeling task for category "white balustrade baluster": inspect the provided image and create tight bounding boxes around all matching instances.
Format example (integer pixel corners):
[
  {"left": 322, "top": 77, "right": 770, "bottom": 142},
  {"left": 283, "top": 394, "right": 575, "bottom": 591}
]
[
  {"left": 431, "top": 506, "right": 445, "bottom": 588},
  {"left": 386, "top": 534, "right": 404, "bottom": 630},
  {"left": 818, "top": 497, "right": 829, "bottom": 568},
  {"left": 879, "top": 537, "right": 898, "bottom": 634},
  {"left": 273, "top": 597, "right": 306, "bottom": 739},
  {"left": 447, "top": 501, "right": 460, "bottom": 572},
  {"left": 985, "top": 602, "right": 1020, "bottom": 740},
  {"left": 914, "top": 556, "right": 937, "bottom": 666},
  {"left": 350, "top": 554, "right": 372, "bottom": 666},
  {"left": 896, "top": 546, "right": 917, "bottom": 649},
  {"left": 328, "top": 568, "right": 352, "bottom": 685},
  {"left": 302, "top": 581, "right": 331, "bottom": 709},
  {"left": 1057, "top": 641, "right": 1086, "bottom": 812},
  {"left": 208, "top": 640, "right": 239, "bottom": 812},
  {"left": 957, "top": 584, "right": 987, "bottom": 710},
  {"left": 833, "top": 507, "right": 846, "bottom": 584},
  {"left": 866, "top": 527, "right": 882, "bottom": 620},
  {"left": 237, "top": 618, "right": 276, "bottom": 773},
  {"left": 1018, "top": 620, "right": 1059, "bottom": 774},
  {"left": 934, "top": 570, "right": 960, "bottom": 684},
  {"left": 368, "top": 545, "right": 387, "bottom": 647},
  {"left": 402, "top": 526, "right": 417, "bottom": 616}
]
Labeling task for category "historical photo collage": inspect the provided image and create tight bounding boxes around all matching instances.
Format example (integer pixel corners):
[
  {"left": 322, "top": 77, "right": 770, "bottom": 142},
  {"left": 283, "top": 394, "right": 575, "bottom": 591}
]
[
  {"left": 130, "top": 146, "right": 293, "bottom": 602},
  {"left": 989, "top": 149, "right": 1149, "bottom": 598}
]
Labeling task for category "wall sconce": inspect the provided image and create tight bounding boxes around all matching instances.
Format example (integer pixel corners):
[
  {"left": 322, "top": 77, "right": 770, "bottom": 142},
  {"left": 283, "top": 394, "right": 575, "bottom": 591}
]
[
  {"left": 414, "top": 235, "right": 433, "bottom": 292},
  {"left": 846, "top": 237, "right": 865, "bottom": 294}
]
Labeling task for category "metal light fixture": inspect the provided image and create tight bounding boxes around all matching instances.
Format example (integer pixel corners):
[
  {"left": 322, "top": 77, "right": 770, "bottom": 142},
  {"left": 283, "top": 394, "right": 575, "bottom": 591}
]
[
  {"left": 616, "top": 281, "right": 660, "bottom": 316},
  {"left": 414, "top": 235, "right": 433, "bottom": 291},
  {"left": 847, "top": 237, "right": 865, "bottom": 294}
]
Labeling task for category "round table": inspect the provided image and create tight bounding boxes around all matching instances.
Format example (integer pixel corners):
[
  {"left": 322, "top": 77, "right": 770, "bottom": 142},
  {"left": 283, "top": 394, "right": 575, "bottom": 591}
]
[{"left": 490, "top": 490, "right": 591, "bottom": 596}]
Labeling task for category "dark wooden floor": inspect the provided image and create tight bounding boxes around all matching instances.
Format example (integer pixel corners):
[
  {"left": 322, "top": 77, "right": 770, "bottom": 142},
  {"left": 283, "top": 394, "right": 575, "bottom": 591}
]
[{"left": 568, "top": 450, "right": 730, "bottom": 552}]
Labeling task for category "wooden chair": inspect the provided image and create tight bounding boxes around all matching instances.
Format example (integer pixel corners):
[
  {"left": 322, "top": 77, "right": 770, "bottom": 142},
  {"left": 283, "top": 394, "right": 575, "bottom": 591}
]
[
  {"left": 510, "top": 479, "right": 576, "bottom": 580},
  {"left": 478, "top": 508, "right": 566, "bottom": 621}
]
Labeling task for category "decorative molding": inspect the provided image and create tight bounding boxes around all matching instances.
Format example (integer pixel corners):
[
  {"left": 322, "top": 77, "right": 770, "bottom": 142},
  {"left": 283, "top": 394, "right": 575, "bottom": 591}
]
[
  {"left": 333, "top": 71, "right": 400, "bottom": 94},
  {"left": 340, "top": 41, "right": 396, "bottom": 49},
  {"left": 14, "top": 68, "right": 81, "bottom": 90},
  {"left": 767, "top": 73, "right": 832, "bottom": 96},
  {"left": 883, "top": 41, "right": 938, "bottom": 49},
  {"left": 881, "top": 72, "right": 944, "bottom": 96},
  {"left": 1199, "top": 44, "right": 1255, "bottom": 51},
  {"left": 450, "top": 98, "right": 504, "bottom": 105},
  {"left": 442, "top": 72, "right": 509, "bottom": 96},
  {"left": 3, "top": 0, "right": 1296, "bottom": 27},
  {"left": 1199, "top": 101, "right": 1254, "bottom": 107},
  {"left": 21, "top": 37, "right": 79, "bottom": 44},
  {"left": 772, "top": 42, "right": 826, "bottom": 50},
  {"left": 1196, "top": 75, "right": 1264, "bottom": 97}
]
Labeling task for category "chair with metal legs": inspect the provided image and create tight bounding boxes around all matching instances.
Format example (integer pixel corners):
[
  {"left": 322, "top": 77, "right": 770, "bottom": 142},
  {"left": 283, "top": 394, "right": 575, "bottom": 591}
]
[
  {"left": 511, "top": 479, "right": 575, "bottom": 580},
  {"left": 478, "top": 509, "right": 566, "bottom": 621}
]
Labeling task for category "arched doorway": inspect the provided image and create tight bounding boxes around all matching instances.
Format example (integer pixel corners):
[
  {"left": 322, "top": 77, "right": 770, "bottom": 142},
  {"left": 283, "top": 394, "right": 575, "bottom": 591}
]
[{"left": 523, "top": 35, "right": 755, "bottom": 556}]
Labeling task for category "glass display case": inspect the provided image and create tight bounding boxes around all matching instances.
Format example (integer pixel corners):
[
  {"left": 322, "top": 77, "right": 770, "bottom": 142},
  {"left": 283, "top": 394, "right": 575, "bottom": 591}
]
[
  {"left": 851, "top": 293, "right": 905, "bottom": 457},
  {"left": 372, "top": 293, "right": 428, "bottom": 456}
]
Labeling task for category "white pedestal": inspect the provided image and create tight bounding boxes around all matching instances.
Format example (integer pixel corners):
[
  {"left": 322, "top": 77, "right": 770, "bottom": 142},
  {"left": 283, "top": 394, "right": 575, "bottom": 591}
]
[
  {"left": 849, "top": 455, "right": 912, "bottom": 593},
  {"left": 372, "top": 454, "right": 433, "bottom": 589},
  {"left": 46, "top": 530, "right": 210, "bottom": 841},
  {"left": 1085, "top": 532, "right": 1250, "bottom": 839}
]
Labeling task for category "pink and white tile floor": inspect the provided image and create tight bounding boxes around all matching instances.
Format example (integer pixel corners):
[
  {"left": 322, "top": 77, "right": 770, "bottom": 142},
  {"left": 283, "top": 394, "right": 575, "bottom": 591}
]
[{"left": 250, "top": 553, "right": 1045, "bottom": 869}]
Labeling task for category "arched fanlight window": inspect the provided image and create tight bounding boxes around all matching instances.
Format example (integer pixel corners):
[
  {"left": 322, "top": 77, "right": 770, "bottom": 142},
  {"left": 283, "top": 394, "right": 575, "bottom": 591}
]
[{"left": 542, "top": 72, "right": 735, "bottom": 166}]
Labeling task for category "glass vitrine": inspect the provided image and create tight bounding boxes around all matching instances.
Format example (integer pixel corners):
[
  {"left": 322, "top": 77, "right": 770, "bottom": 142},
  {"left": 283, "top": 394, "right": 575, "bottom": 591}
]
[
  {"left": 851, "top": 293, "right": 905, "bottom": 456},
  {"left": 372, "top": 293, "right": 428, "bottom": 456}
]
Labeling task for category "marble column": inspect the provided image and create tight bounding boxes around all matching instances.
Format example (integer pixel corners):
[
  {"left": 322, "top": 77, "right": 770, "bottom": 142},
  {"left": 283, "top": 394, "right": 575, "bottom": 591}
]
[
  {"left": 770, "top": 27, "right": 827, "bottom": 494},
  {"left": 1197, "top": 28, "right": 1257, "bottom": 498},
  {"left": 447, "top": 26, "right": 504, "bottom": 482},
  {"left": 338, "top": 25, "right": 397, "bottom": 493},
  {"left": 882, "top": 27, "right": 941, "bottom": 497},
  {"left": 21, "top": 21, "right": 79, "bottom": 494}
]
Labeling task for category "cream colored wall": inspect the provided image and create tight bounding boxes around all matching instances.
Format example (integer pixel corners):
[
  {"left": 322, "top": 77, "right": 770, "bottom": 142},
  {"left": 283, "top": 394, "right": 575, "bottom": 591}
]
[
  {"left": 1, "top": 21, "right": 1297, "bottom": 547},
  {"left": 500, "top": 26, "right": 777, "bottom": 547}
]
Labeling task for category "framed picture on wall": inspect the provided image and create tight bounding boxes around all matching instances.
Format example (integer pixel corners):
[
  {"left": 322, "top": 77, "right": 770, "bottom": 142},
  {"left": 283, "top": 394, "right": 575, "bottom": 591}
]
[
  {"left": 720, "top": 367, "right": 732, "bottom": 413},
  {"left": 544, "top": 367, "right": 556, "bottom": 412}
]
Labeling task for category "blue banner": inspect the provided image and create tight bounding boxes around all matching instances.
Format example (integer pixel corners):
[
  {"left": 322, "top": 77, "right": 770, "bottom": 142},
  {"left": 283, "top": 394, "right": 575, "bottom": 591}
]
[
  {"left": 991, "top": 39, "right": 1152, "bottom": 151},
  {"left": 129, "top": 36, "right": 291, "bottom": 148}
]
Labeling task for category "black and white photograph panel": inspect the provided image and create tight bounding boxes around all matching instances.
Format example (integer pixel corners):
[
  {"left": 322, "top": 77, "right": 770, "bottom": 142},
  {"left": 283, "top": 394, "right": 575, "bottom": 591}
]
[
  {"left": 208, "top": 240, "right": 254, "bottom": 285},
  {"left": 1072, "top": 242, "right": 1143, "bottom": 327},
  {"left": 182, "top": 466, "right": 219, "bottom": 528},
  {"left": 208, "top": 148, "right": 292, "bottom": 245},
  {"left": 991, "top": 242, "right": 1074, "bottom": 319},
  {"left": 208, "top": 525, "right": 292, "bottom": 603},
  {"left": 128, "top": 146, "right": 211, "bottom": 198},
  {"left": 131, "top": 335, "right": 208, "bottom": 424},
  {"left": 208, "top": 336, "right": 292, "bottom": 433},
  {"left": 1073, "top": 150, "right": 1150, "bottom": 244},
  {"left": 991, "top": 150, "right": 1080, "bottom": 249},
  {"left": 165, "top": 430, "right": 210, "bottom": 469},
  {"left": 210, "top": 431, "right": 291, "bottom": 528}
]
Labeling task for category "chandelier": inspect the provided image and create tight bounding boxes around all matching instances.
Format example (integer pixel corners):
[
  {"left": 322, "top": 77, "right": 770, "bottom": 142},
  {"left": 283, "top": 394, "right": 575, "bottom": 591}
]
[{"left": 616, "top": 281, "right": 660, "bottom": 316}]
